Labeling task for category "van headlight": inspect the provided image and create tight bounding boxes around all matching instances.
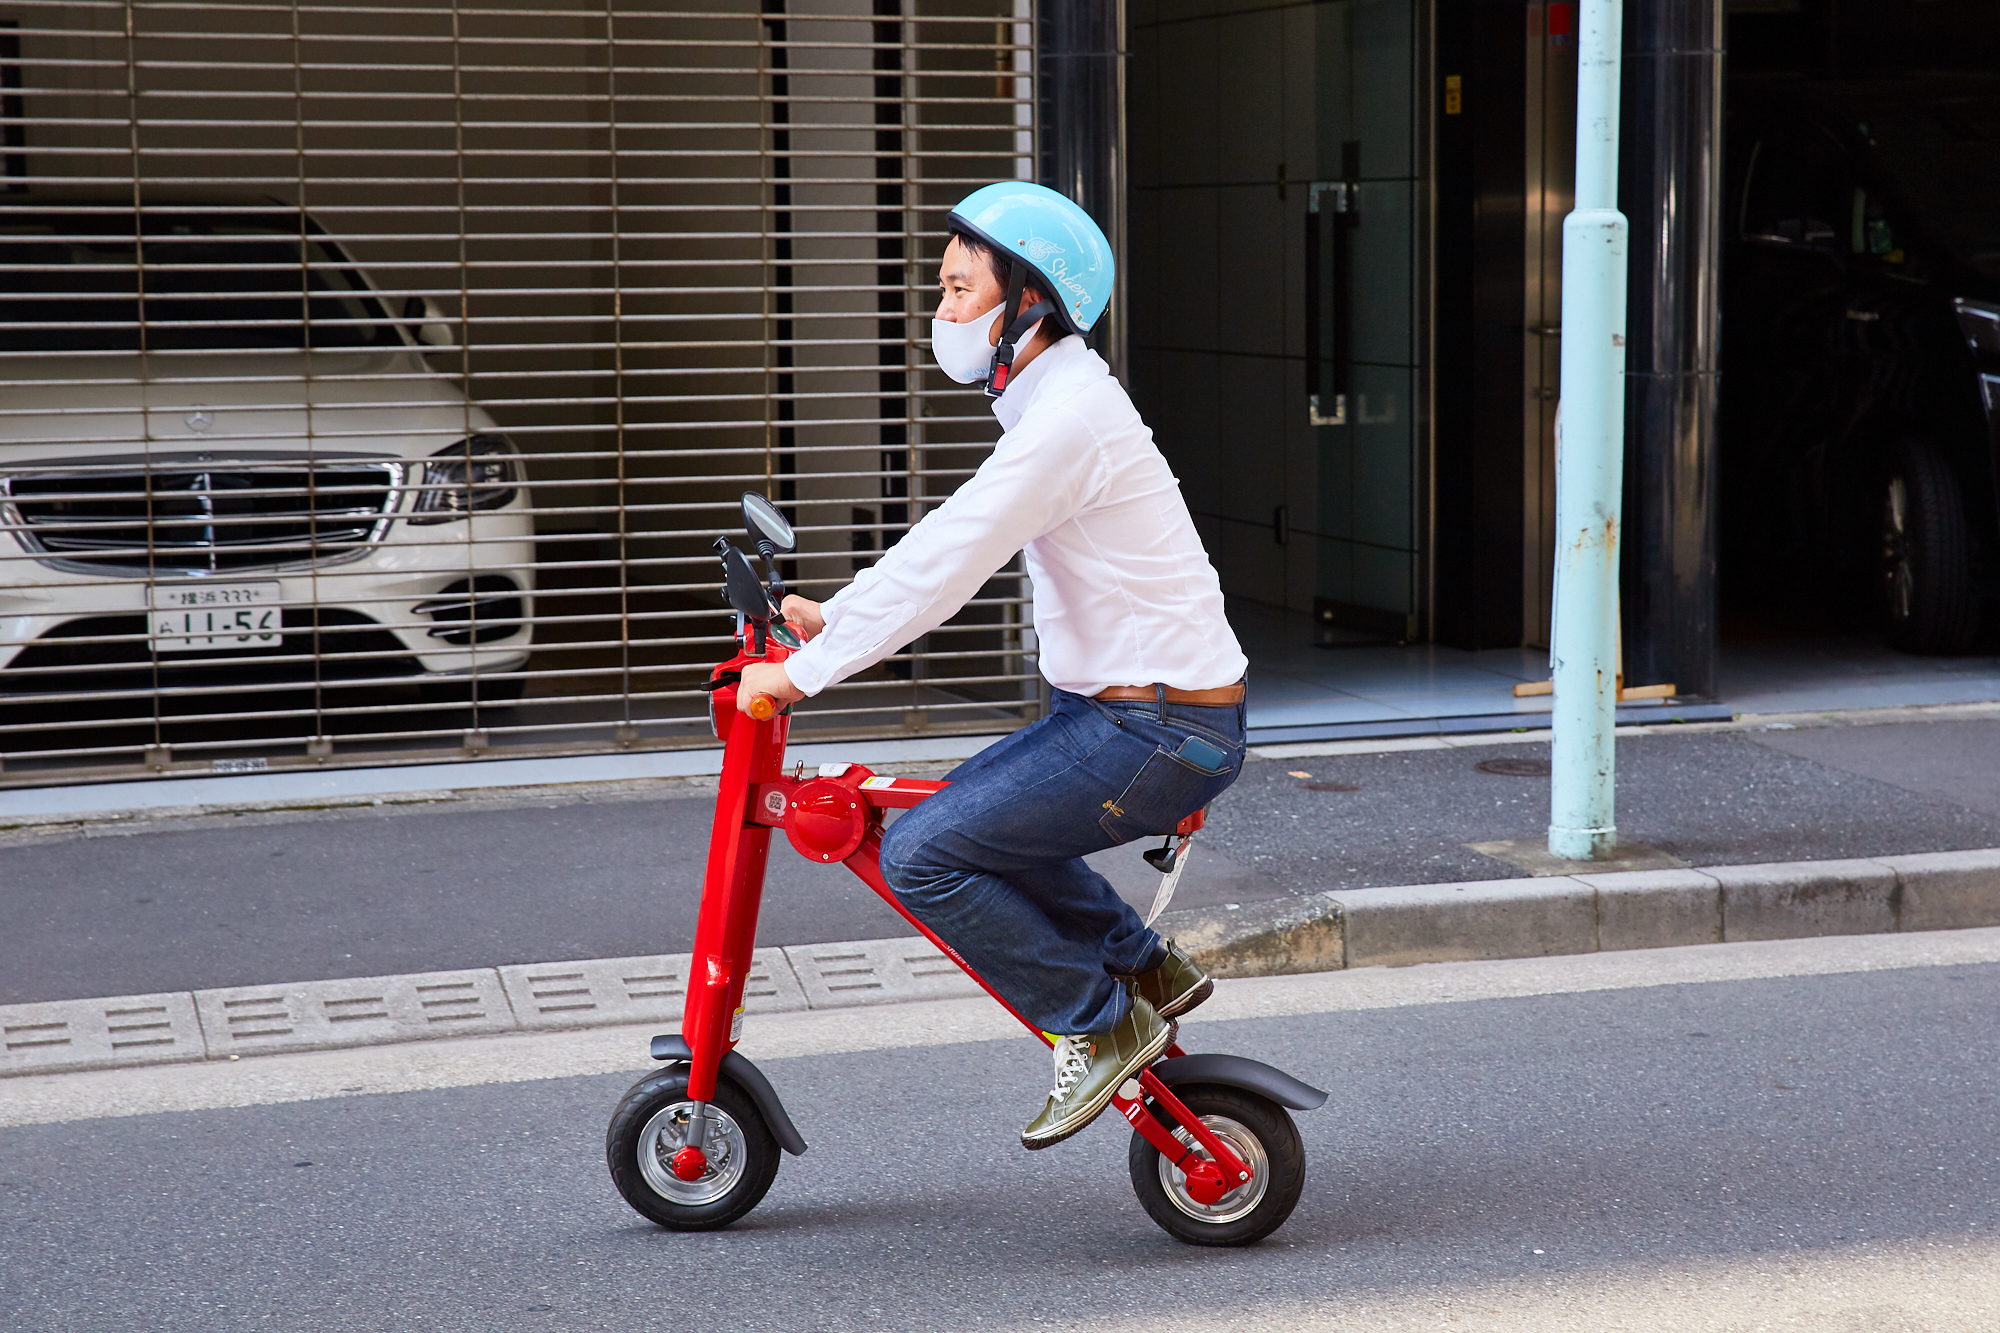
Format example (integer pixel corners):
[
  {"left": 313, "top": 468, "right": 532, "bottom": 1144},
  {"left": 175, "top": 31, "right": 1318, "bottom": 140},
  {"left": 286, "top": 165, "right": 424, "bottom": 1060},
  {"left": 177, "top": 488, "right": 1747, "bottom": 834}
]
[{"left": 410, "top": 433, "right": 522, "bottom": 523}]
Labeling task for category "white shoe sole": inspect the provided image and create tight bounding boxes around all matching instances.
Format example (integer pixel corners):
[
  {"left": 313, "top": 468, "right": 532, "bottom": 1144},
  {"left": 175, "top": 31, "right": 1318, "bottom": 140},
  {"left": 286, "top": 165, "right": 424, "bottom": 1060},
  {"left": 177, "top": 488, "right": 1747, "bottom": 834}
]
[{"left": 1156, "top": 975, "right": 1213, "bottom": 1020}]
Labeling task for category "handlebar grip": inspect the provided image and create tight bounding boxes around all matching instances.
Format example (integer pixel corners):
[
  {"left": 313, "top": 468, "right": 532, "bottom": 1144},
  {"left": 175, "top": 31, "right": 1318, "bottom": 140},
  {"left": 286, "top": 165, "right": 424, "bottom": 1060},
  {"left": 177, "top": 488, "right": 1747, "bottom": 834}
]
[{"left": 746, "top": 693, "right": 779, "bottom": 721}]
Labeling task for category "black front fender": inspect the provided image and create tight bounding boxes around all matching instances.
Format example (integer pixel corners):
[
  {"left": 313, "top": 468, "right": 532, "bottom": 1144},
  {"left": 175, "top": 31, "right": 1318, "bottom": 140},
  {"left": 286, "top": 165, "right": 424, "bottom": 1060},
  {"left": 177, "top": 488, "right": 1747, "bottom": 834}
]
[
  {"left": 1149, "top": 1052, "right": 1327, "bottom": 1111},
  {"left": 650, "top": 1034, "right": 808, "bottom": 1156}
]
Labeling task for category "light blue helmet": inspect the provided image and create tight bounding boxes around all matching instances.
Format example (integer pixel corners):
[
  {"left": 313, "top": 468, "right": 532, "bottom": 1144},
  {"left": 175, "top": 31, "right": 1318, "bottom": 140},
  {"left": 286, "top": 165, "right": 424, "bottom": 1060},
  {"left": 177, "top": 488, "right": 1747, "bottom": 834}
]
[{"left": 949, "top": 181, "right": 1115, "bottom": 337}]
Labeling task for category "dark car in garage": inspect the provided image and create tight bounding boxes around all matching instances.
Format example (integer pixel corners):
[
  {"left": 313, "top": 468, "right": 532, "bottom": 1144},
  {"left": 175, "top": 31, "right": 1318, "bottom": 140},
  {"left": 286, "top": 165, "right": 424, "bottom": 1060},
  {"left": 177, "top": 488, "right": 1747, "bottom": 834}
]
[{"left": 1721, "top": 73, "right": 2000, "bottom": 653}]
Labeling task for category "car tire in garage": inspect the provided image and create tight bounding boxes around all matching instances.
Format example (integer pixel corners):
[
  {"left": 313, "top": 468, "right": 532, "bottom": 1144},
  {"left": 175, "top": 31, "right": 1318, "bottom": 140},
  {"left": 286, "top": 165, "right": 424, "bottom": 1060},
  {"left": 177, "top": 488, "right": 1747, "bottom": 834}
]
[{"left": 1881, "top": 437, "right": 1981, "bottom": 654}]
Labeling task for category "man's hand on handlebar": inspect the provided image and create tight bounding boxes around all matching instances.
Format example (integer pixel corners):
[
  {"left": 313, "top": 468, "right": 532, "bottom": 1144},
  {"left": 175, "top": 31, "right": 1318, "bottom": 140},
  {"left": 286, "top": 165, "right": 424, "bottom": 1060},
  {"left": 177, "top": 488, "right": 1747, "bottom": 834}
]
[
  {"left": 736, "top": 660, "right": 805, "bottom": 715},
  {"left": 780, "top": 595, "right": 825, "bottom": 641}
]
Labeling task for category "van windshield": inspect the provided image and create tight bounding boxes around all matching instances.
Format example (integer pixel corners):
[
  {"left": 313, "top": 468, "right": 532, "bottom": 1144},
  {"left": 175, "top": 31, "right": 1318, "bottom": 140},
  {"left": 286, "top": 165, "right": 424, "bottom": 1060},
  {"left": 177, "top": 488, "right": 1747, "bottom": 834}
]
[
  {"left": 0, "top": 211, "right": 404, "bottom": 353},
  {"left": 1861, "top": 93, "right": 2000, "bottom": 278}
]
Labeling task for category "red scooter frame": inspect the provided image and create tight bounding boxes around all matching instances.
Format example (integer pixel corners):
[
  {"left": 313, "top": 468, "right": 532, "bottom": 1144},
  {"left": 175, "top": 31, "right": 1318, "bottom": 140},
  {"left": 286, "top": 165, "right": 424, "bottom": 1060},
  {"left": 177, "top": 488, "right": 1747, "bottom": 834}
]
[
  {"left": 676, "top": 628, "right": 1256, "bottom": 1204},
  {"left": 607, "top": 503, "right": 1322, "bottom": 1244}
]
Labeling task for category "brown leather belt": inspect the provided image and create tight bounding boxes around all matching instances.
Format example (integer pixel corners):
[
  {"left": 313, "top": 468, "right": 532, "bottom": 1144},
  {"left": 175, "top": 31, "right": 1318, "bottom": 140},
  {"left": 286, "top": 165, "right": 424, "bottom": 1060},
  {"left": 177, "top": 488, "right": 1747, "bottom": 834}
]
[{"left": 1092, "top": 682, "right": 1246, "bottom": 707}]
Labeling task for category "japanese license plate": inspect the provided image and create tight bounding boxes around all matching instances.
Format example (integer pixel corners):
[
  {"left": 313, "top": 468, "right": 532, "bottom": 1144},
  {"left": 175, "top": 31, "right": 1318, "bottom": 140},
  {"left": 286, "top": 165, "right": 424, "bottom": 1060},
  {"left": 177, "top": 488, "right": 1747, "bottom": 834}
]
[{"left": 151, "top": 582, "right": 283, "bottom": 653}]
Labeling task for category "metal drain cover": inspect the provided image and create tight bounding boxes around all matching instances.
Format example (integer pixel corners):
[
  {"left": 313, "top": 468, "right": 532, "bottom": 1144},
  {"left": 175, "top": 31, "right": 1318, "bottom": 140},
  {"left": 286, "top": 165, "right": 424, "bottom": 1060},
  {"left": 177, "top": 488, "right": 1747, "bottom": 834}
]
[{"left": 1474, "top": 757, "right": 1551, "bottom": 777}]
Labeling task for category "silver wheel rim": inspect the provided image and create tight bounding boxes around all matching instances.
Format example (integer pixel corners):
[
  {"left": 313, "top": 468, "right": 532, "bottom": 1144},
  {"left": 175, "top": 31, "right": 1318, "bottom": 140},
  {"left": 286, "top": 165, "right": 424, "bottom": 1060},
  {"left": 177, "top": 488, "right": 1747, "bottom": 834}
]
[
  {"left": 1884, "top": 474, "right": 1913, "bottom": 620},
  {"left": 636, "top": 1100, "right": 749, "bottom": 1206},
  {"left": 1157, "top": 1113, "right": 1270, "bottom": 1225}
]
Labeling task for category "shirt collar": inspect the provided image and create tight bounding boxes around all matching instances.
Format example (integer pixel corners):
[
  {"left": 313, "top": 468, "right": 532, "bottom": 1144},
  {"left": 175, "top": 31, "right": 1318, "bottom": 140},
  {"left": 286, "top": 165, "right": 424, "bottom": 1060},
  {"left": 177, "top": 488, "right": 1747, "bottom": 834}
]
[{"left": 991, "top": 333, "right": 1086, "bottom": 432}]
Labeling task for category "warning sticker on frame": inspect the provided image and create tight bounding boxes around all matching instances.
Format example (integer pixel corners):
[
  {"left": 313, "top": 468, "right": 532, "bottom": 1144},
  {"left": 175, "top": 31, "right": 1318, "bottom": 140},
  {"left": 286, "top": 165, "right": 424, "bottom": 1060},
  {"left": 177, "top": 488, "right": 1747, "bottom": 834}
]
[{"left": 860, "top": 776, "right": 898, "bottom": 789}]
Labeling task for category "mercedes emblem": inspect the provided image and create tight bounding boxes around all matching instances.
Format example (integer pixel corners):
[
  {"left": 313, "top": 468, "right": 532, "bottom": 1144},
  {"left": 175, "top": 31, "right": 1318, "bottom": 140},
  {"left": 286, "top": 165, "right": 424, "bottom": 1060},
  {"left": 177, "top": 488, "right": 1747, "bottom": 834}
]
[{"left": 185, "top": 408, "right": 214, "bottom": 433}]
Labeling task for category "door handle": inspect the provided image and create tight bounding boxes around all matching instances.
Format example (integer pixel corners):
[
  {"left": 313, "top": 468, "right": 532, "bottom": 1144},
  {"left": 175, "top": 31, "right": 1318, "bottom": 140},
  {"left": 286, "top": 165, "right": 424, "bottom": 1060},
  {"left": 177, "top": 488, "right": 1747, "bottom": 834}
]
[{"left": 1306, "top": 180, "right": 1353, "bottom": 427}]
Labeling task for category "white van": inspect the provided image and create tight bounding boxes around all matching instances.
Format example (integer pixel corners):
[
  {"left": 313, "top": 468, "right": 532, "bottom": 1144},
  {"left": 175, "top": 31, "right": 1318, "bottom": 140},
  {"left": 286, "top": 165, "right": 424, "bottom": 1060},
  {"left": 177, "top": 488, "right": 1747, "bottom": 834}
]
[{"left": 0, "top": 199, "right": 534, "bottom": 707}]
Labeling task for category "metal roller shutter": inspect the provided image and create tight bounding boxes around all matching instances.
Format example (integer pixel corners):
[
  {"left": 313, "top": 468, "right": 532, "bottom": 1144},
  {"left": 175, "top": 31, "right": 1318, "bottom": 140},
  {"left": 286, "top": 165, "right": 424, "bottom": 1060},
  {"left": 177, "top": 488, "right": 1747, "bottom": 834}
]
[{"left": 0, "top": 0, "right": 1042, "bottom": 784}]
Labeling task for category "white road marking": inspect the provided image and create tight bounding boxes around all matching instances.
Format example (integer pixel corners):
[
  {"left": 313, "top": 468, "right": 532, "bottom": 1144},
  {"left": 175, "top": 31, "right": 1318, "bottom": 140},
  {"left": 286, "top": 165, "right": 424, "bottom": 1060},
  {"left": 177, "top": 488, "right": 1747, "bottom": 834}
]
[{"left": 3, "top": 927, "right": 1995, "bottom": 1130}]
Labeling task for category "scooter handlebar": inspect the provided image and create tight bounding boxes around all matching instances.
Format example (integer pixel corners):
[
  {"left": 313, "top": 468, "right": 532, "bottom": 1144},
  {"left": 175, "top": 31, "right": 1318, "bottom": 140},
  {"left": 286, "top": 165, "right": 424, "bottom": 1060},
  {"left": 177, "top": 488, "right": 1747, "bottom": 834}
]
[{"left": 746, "top": 693, "right": 780, "bottom": 721}]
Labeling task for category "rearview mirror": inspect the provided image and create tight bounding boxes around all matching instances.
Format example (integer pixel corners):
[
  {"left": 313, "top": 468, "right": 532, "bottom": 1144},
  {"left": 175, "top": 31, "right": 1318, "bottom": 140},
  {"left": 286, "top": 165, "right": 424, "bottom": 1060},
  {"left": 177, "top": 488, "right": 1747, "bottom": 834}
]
[
  {"left": 741, "top": 491, "right": 796, "bottom": 555},
  {"left": 402, "top": 294, "right": 455, "bottom": 348}
]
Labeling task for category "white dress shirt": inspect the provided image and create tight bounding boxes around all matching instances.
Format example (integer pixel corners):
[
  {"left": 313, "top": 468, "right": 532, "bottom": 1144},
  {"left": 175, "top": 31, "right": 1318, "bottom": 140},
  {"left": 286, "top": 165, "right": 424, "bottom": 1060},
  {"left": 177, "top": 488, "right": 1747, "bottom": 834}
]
[{"left": 782, "top": 334, "right": 1247, "bottom": 699}]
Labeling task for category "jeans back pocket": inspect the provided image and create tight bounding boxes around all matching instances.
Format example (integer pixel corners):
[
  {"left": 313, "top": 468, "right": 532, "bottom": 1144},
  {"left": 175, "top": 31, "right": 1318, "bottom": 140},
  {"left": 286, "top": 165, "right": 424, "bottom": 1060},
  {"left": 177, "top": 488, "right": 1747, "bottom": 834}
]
[
  {"left": 1098, "top": 736, "right": 1242, "bottom": 843},
  {"left": 1175, "top": 733, "right": 1231, "bottom": 773}
]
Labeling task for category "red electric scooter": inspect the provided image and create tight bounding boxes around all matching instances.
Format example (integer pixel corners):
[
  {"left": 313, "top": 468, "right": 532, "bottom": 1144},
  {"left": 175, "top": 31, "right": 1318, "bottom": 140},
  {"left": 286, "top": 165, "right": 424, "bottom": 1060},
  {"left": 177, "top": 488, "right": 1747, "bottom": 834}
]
[{"left": 604, "top": 493, "right": 1326, "bottom": 1246}]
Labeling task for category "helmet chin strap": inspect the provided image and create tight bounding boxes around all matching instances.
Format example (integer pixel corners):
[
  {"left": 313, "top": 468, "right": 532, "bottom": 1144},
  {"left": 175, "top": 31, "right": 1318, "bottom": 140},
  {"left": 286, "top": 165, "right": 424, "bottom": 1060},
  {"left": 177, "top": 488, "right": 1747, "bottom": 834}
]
[{"left": 985, "top": 259, "right": 1057, "bottom": 398}]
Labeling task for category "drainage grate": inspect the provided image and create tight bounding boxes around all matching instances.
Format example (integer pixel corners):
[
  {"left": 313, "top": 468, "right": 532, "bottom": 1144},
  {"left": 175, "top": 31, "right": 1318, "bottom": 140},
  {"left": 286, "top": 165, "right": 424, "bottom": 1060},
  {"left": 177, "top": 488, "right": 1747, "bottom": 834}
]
[
  {"left": 783, "top": 938, "right": 984, "bottom": 1010},
  {"left": 0, "top": 993, "right": 204, "bottom": 1075},
  {"left": 193, "top": 969, "right": 514, "bottom": 1056},
  {"left": 2, "top": 935, "right": 976, "bottom": 1075},
  {"left": 1476, "top": 757, "right": 1552, "bottom": 777},
  {"left": 496, "top": 949, "right": 807, "bottom": 1032}
]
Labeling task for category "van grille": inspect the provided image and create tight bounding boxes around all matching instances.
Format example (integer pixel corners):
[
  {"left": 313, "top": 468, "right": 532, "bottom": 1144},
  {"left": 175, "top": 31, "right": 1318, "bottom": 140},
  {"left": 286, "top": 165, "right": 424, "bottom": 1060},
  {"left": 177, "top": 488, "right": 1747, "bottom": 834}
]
[{"left": 3, "top": 461, "right": 400, "bottom": 575}]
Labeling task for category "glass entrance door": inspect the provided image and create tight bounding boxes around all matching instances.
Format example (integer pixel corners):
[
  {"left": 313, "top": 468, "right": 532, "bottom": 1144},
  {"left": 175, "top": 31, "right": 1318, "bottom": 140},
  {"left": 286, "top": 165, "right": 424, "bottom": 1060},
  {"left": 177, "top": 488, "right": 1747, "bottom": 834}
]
[{"left": 1128, "top": 0, "right": 1425, "bottom": 640}]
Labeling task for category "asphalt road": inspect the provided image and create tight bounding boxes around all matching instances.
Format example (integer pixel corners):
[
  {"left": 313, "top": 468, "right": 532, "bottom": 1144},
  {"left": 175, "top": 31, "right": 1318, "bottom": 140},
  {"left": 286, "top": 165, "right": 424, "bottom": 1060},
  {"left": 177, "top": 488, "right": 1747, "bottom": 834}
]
[
  {"left": 8, "top": 716, "right": 2000, "bottom": 1004},
  {"left": 3, "top": 945, "right": 1996, "bottom": 1331}
]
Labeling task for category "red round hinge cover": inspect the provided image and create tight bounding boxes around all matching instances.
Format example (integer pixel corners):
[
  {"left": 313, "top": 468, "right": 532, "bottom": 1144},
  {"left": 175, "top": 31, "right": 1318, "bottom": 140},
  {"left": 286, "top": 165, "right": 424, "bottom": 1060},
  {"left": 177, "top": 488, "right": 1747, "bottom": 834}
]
[{"left": 783, "top": 775, "right": 870, "bottom": 864}]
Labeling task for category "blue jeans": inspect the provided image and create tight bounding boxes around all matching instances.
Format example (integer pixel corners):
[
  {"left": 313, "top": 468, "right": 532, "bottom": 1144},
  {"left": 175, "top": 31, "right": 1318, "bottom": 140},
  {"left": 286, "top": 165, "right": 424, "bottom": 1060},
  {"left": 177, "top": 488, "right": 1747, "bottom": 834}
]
[{"left": 879, "top": 686, "right": 1246, "bottom": 1034}]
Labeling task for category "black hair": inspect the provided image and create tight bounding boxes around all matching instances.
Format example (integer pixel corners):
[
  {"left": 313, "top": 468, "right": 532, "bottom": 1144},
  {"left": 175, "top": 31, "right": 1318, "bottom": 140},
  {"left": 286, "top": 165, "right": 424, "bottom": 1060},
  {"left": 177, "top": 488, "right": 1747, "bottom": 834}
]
[
  {"left": 948, "top": 224, "right": 1052, "bottom": 313},
  {"left": 946, "top": 222, "right": 1067, "bottom": 347},
  {"left": 947, "top": 224, "right": 1013, "bottom": 290}
]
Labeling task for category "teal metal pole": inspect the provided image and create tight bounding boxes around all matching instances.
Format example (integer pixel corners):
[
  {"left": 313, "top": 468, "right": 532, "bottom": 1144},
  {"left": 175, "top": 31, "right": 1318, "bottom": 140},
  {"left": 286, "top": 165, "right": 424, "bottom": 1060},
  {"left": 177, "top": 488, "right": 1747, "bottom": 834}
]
[{"left": 1549, "top": 0, "right": 1628, "bottom": 861}]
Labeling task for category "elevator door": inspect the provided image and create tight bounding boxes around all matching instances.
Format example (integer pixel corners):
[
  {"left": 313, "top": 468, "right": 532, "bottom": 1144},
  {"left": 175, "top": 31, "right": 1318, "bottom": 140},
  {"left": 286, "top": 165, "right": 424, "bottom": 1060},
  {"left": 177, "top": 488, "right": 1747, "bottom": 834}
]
[
  {"left": 1127, "top": 0, "right": 1424, "bottom": 637},
  {"left": 1524, "top": 0, "right": 1578, "bottom": 647}
]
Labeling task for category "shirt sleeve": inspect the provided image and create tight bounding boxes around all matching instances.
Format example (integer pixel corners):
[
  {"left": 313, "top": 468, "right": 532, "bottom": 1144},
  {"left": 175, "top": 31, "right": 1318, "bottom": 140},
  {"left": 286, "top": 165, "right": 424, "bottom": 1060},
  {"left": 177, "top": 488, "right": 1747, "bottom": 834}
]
[{"left": 782, "top": 404, "right": 1105, "bottom": 696}]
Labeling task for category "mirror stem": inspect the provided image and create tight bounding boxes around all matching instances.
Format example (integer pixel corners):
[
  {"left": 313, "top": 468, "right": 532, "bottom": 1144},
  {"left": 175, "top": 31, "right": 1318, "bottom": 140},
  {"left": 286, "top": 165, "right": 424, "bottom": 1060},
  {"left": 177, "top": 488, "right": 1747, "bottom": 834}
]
[{"left": 757, "top": 544, "right": 786, "bottom": 606}]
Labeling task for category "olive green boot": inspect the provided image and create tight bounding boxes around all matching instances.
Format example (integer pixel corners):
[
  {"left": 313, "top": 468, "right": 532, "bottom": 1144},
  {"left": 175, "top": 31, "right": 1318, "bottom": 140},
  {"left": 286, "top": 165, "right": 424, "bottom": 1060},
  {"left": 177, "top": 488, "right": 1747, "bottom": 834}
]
[
  {"left": 1130, "top": 938, "right": 1213, "bottom": 1019},
  {"left": 1021, "top": 995, "right": 1176, "bottom": 1151}
]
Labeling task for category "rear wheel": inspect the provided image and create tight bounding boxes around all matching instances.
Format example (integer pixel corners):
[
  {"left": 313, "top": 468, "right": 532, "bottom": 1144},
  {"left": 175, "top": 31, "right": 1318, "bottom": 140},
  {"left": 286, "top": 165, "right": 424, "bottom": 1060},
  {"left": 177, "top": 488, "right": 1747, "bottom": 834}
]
[
  {"left": 1882, "top": 438, "right": 1980, "bottom": 653},
  {"left": 606, "top": 1068, "right": 780, "bottom": 1230},
  {"left": 1127, "top": 1083, "right": 1305, "bottom": 1246}
]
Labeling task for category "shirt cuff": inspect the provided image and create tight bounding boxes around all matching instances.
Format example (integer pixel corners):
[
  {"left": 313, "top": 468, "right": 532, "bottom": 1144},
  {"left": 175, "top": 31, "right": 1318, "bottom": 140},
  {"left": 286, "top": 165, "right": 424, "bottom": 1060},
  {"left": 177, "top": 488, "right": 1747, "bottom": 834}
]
[{"left": 783, "top": 648, "right": 830, "bottom": 697}]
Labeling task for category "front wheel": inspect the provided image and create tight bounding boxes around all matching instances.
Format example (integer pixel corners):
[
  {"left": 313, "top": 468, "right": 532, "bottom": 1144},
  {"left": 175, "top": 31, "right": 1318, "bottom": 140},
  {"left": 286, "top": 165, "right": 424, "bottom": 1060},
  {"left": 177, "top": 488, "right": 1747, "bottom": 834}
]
[
  {"left": 606, "top": 1067, "right": 780, "bottom": 1230},
  {"left": 1128, "top": 1083, "right": 1305, "bottom": 1246}
]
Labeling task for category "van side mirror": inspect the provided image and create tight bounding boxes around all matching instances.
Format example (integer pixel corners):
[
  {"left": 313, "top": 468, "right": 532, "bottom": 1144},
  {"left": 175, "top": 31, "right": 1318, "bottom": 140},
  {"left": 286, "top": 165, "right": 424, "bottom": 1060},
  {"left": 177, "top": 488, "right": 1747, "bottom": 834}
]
[{"left": 402, "top": 294, "right": 456, "bottom": 348}]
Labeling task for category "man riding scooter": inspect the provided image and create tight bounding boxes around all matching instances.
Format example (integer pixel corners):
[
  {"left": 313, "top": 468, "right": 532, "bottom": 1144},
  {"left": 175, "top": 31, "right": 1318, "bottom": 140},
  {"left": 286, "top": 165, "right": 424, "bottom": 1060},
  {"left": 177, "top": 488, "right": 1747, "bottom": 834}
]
[{"left": 732, "top": 182, "right": 1248, "bottom": 1150}]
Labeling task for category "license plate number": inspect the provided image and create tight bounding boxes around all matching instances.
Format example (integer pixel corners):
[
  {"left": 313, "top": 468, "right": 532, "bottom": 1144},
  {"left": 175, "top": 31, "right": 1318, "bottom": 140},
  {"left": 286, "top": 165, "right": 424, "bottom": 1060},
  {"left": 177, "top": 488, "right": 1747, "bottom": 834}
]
[{"left": 151, "top": 582, "right": 283, "bottom": 653}]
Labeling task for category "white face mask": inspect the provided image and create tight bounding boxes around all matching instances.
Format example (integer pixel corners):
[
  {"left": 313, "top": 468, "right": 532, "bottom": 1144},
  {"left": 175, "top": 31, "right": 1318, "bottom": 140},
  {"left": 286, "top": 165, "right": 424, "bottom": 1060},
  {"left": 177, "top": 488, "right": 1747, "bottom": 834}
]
[{"left": 930, "top": 302, "right": 1002, "bottom": 384}]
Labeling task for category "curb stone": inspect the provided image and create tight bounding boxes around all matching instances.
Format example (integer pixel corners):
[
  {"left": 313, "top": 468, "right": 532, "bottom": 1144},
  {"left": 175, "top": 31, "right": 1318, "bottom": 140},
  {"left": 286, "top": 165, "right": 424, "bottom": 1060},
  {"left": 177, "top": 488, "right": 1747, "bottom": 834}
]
[
  {"left": 7, "top": 849, "right": 2000, "bottom": 1077},
  {"left": 1875, "top": 849, "right": 2000, "bottom": 931},
  {"left": 1169, "top": 847, "right": 2000, "bottom": 979},
  {"left": 1155, "top": 892, "right": 1347, "bottom": 978}
]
